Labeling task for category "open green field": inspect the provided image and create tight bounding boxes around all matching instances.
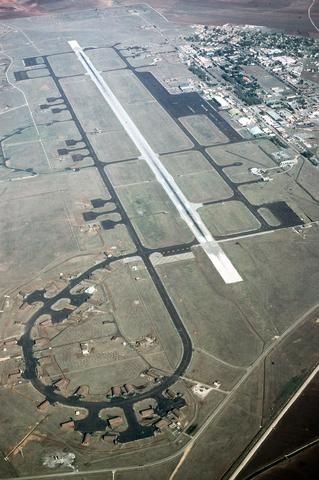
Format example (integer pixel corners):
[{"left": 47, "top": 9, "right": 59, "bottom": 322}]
[
  {"left": 60, "top": 76, "right": 123, "bottom": 133},
  {"left": 176, "top": 169, "right": 233, "bottom": 203},
  {"left": 102, "top": 69, "right": 154, "bottom": 104},
  {"left": 106, "top": 159, "right": 155, "bottom": 186},
  {"left": 89, "top": 130, "right": 140, "bottom": 164},
  {"left": 105, "top": 258, "right": 183, "bottom": 371},
  {"left": 133, "top": 212, "right": 193, "bottom": 249},
  {"left": 115, "top": 180, "right": 194, "bottom": 248},
  {"left": 49, "top": 51, "right": 86, "bottom": 77},
  {"left": 3, "top": 118, "right": 93, "bottom": 175},
  {"left": 126, "top": 101, "right": 193, "bottom": 154},
  {"left": 292, "top": 159, "right": 319, "bottom": 202},
  {"left": 38, "top": 120, "right": 94, "bottom": 170},
  {"left": 187, "top": 349, "right": 245, "bottom": 391},
  {"left": 243, "top": 65, "right": 291, "bottom": 93},
  {"left": 0, "top": 105, "right": 37, "bottom": 145},
  {"left": 0, "top": 385, "right": 44, "bottom": 459},
  {"left": 0, "top": 174, "right": 77, "bottom": 294},
  {"left": 238, "top": 173, "right": 318, "bottom": 222},
  {"left": 115, "top": 456, "right": 183, "bottom": 480},
  {"left": 156, "top": 255, "right": 264, "bottom": 367},
  {"left": 23, "top": 68, "right": 50, "bottom": 79},
  {"left": 180, "top": 115, "right": 228, "bottom": 146},
  {"left": 157, "top": 224, "right": 319, "bottom": 369},
  {"left": 175, "top": 365, "right": 264, "bottom": 480},
  {"left": 87, "top": 47, "right": 126, "bottom": 71},
  {"left": 116, "top": 181, "right": 173, "bottom": 218},
  {"left": 160, "top": 150, "right": 233, "bottom": 203},
  {"left": 4, "top": 140, "right": 49, "bottom": 173},
  {"left": 263, "top": 310, "right": 319, "bottom": 421},
  {"left": 207, "top": 139, "right": 277, "bottom": 166},
  {"left": 221, "top": 225, "right": 319, "bottom": 335},
  {"left": 207, "top": 139, "right": 278, "bottom": 183},
  {"left": 172, "top": 224, "right": 319, "bottom": 479},
  {"left": 161, "top": 150, "right": 212, "bottom": 176},
  {"left": 14, "top": 76, "right": 71, "bottom": 125},
  {"left": 198, "top": 201, "right": 260, "bottom": 237}
]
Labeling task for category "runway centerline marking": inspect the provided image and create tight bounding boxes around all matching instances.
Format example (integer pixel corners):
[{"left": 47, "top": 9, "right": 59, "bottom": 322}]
[{"left": 68, "top": 40, "right": 242, "bottom": 284}]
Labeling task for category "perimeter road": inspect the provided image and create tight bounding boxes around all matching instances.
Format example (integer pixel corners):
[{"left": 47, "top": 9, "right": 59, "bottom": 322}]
[
  {"left": 228, "top": 362, "right": 319, "bottom": 480},
  {"left": 308, "top": 0, "right": 319, "bottom": 33},
  {"left": 68, "top": 40, "right": 242, "bottom": 284}
]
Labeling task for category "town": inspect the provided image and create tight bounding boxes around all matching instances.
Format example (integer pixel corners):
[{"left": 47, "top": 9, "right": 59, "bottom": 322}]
[{"left": 179, "top": 25, "right": 319, "bottom": 165}]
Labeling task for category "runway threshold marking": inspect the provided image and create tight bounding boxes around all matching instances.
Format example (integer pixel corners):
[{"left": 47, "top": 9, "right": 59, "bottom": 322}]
[{"left": 68, "top": 40, "right": 242, "bottom": 284}]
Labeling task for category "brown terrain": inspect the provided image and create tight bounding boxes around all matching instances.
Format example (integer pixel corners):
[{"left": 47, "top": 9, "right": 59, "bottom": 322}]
[
  {"left": 0, "top": 0, "right": 113, "bottom": 19},
  {"left": 126, "top": 0, "right": 319, "bottom": 34},
  {"left": 0, "top": 0, "right": 318, "bottom": 34},
  {"left": 237, "top": 372, "right": 319, "bottom": 480}
]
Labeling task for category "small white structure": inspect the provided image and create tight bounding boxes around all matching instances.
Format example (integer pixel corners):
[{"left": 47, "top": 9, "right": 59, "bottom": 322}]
[
  {"left": 250, "top": 157, "right": 298, "bottom": 182},
  {"left": 80, "top": 343, "right": 89, "bottom": 355},
  {"left": 85, "top": 285, "right": 96, "bottom": 295},
  {"left": 42, "top": 451, "right": 75, "bottom": 470},
  {"left": 192, "top": 383, "right": 213, "bottom": 399}
]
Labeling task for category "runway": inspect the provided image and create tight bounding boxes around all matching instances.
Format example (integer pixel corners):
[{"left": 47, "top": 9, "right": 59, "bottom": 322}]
[{"left": 68, "top": 40, "right": 242, "bottom": 285}]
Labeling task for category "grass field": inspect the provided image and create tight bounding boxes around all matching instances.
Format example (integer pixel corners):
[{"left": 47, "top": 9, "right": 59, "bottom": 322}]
[
  {"left": 4, "top": 140, "right": 49, "bottom": 173},
  {"left": 186, "top": 349, "right": 244, "bottom": 390},
  {"left": 176, "top": 169, "right": 233, "bottom": 203},
  {"left": 175, "top": 364, "right": 264, "bottom": 480},
  {"left": 87, "top": 47, "right": 126, "bottom": 71},
  {"left": 160, "top": 150, "right": 233, "bottom": 203},
  {"left": 49, "top": 51, "right": 86, "bottom": 77},
  {"left": 102, "top": 69, "right": 154, "bottom": 105},
  {"left": 161, "top": 150, "right": 212, "bottom": 176},
  {"left": 207, "top": 139, "right": 278, "bottom": 183},
  {"left": 115, "top": 180, "right": 194, "bottom": 248},
  {"left": 0, "top": 174, "right": 77, "bottom": 294},
  {"left": 239, "top": 174, "right": 318, "bottom": 222},
  {"left": 106, "top": 159, "right": 154, "bottom": 186},
  {"left": 243, "top": 65, "right": 290, "bottom": 93},
  {"left": 180, "top": 115, "right": 228, "bottom": 146},
  {"left": 156, "top": 255, "right": 263, "bottom": 367},
  {"left": 104, "top": 258, "right": 183, "bottom": 371},
  {"left": 0, "top": 105, "right": 37, "bottom": 145},
  {"left": 198, "top": 201, "right": 260, "bottom": 237},
  {"left": 89, "top": 130, "right": 139, "bottom": 164},
  {"left": 206, "top": 139, "right": 277, "bottom": 167},
  {"left": 126, "top": 101, "right": 193, "bottom": 154},
  {"left": 60, "top": 76, "right": 122, "bottom": 133}
]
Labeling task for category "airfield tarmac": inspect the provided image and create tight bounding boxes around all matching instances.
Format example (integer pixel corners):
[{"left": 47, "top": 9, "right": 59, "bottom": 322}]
[{"left": 0, "top": 4, "right": 319, "bottom": 480}]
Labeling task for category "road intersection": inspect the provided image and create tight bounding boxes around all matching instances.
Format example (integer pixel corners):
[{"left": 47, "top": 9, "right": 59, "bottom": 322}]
[{"left": 68, "top": 40, "right": 242, "bottom": 285}]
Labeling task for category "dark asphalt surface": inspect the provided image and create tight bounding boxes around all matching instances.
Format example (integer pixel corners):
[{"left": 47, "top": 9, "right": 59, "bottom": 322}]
[
  {"left": 113, "top": 46, "right": 303, "bottom": 233},
  {"left": 19, "top": 55, "right": 193, "bottom": 442},
  {"left": 17, "top": 47, "right": 305, "bottom": 441}
]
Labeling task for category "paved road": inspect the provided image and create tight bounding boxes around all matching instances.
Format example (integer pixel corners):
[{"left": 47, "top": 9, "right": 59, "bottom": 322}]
[
  {"left": 17, "top": 52, "right": 196, "bottom": 444},
  {"left": 308, "top": 0, "right": 319, "bottom": 33},
  {"left": 13, "top": 302, "right": 319, "bottom": 480},
  {"left": 68, "top": 40, "right": 242, "bottom": 285},
  {"left": 228, "top": 362, "right": 319, "bottom": 480}
]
